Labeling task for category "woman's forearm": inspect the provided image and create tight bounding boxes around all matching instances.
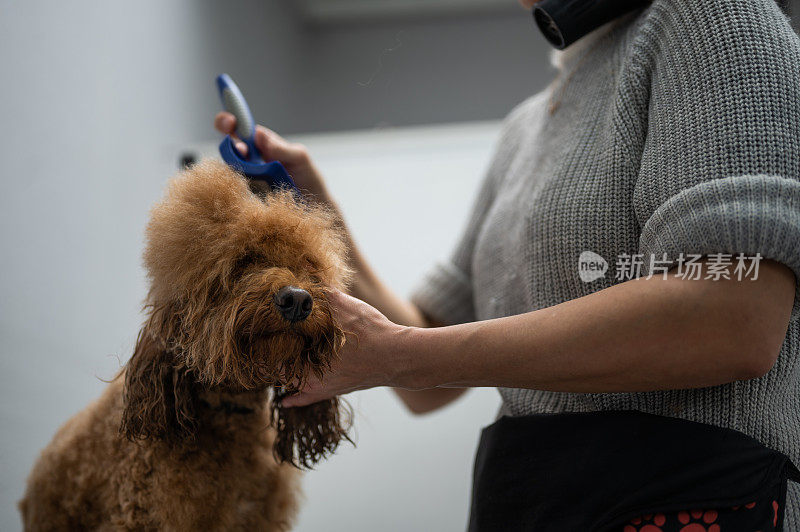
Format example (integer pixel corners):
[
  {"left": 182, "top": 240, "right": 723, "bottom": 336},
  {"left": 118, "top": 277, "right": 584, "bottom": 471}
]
[{"left": 397, "top": 260, "right": 794, "bottom": 393}]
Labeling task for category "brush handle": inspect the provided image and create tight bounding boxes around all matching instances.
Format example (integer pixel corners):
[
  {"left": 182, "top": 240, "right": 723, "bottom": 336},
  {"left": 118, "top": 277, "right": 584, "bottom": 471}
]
[
  {"left": 215, "top": 74, "right": 300, "bottom": 195},
  {"left": 216, "top": 73, "right": 261, "bottom": 163}
]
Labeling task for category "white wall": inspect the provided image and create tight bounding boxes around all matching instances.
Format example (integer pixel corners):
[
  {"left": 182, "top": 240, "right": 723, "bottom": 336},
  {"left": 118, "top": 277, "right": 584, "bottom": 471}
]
[
  {"left": 0, "top": 2, "right": 515, "bottom": 529},
  {"left": 0, "top": 2, "right": 214, "bottom": 530},
  {"left": 0, "top": 14, "right": 504, "bottom": 519},
  {"left": 286, "top": 123, "right": 504, "bottom": 531}
]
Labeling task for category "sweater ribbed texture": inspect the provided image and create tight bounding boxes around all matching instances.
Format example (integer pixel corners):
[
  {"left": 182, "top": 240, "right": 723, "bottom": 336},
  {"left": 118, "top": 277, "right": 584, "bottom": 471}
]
[{"left": 410, "top": 0, "right": 800, "bottom": 524}]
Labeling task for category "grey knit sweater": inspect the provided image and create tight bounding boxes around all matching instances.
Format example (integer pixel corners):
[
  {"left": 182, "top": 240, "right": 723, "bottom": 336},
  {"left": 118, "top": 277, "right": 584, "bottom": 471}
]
[{"left": 410, "top": 0, "right": 800, "bottom": 525}]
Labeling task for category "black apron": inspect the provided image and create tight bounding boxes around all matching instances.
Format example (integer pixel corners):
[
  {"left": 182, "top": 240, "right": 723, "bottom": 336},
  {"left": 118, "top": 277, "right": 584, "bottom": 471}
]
[{"left": 468, "top": 410, "right": 800, "bottom": 531}]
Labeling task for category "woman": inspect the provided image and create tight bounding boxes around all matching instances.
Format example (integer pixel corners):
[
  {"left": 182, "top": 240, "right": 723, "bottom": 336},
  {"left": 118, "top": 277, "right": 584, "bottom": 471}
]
[{"left": 216, "top": 0, "right": 800, "bottom": 528}]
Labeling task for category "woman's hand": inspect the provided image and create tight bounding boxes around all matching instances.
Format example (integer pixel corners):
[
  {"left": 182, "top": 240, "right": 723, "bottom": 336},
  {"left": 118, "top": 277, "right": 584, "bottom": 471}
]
[
  {"left": 213, "top": 113, "right": 467, "bottom": 415},
  {"left": 214, "top": 112, "right": 331, "bottom": 201},
  {"left": 280, "top": 290, "right": 416, "bottom": 408}
]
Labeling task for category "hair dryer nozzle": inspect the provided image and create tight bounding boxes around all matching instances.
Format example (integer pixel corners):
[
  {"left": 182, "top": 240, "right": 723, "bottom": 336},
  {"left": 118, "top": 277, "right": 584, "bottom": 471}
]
[{"left": 533, "top": 0, "right": 650, "bottom": 50}]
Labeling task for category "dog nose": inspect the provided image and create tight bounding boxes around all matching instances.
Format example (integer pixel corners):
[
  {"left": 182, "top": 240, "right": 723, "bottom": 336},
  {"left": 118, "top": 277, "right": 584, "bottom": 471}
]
[{"left": 274, "top": 286, "right": 313, "bottom": 322}]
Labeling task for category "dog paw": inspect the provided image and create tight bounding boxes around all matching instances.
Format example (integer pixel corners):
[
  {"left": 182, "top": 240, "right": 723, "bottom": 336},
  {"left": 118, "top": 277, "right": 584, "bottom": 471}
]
[
  {"left": 677, "top": 509, "right": 720, "bottom": 532},
  {"left": 623, "top": 512, "right": 665, "bottom": 532}
]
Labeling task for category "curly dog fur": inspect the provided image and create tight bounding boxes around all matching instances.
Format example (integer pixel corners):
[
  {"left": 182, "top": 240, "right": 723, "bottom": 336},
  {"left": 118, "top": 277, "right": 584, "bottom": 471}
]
[{"left": 19, "top": 160, "right": 353, "bottom": 530}]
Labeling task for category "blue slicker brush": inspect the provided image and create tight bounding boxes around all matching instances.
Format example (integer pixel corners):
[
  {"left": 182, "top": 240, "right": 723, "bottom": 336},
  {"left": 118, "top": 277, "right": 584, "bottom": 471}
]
[{"left": 216, "top": 73, "right": 300, "bottom": 194}]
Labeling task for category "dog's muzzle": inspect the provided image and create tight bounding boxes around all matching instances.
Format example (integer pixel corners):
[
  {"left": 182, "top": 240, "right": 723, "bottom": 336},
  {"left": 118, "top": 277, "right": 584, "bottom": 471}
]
[{"left": 274, "top": 286, "right": 313, "bottom": 322}]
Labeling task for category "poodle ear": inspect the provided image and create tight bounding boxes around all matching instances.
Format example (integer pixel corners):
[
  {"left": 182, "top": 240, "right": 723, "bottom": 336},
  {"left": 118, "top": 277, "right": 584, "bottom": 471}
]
[{"left": 120, "top": 326, "right": 198, "bottom": 444}]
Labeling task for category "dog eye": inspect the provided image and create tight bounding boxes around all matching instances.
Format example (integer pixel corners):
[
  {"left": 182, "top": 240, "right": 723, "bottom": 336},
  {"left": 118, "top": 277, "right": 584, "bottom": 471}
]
[{"left": 232, "top": 252, "right": 259, "bottom": 274}]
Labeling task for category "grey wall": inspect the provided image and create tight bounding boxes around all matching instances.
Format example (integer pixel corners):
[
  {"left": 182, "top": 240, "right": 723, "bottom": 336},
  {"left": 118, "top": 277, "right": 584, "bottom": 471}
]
[
  {"left": 194, "top": 0, "right": 553, "bottom": 136},
  {"left": 193, "top": 0, "right": 799, "bottom": 136}
]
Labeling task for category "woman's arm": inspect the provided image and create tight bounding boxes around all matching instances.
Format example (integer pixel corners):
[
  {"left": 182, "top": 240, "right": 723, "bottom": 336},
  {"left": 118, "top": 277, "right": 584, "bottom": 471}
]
[
  {"left": 215, "top": 112, "right": 467, "bottom": 414},
  {"left": 280, "top": 258, "right": 796, "bottom": 407}
]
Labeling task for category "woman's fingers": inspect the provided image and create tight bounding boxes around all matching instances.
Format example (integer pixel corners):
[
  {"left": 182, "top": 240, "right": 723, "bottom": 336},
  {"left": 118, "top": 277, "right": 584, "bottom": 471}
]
[
  {"left": 280, "top": 389, "right": 322, "bottom": 408},
  {"left": 280, "top": 291, "right": 357, "bottom": 408},
  {"left": 279, "top": 290, "right": 404, "bottom": 408},
  {"left": 214, "top": 111, "right": 236, "bottom": 135},
  {"left": 214, "top": 112, "right": 250, "bottom": 156},
  {"left": 280, "top": 377, "right": 330, "bottom": 407},
  {"left": 235, "top": 141, "right": 249, "bottom": 157},
  {"left": 327, "top": 289, "right": 367, "bottom": 320},
  {"left": 326, "top": 288, "right": 349, "bottom": 311},
  {"left": 214, "top": 113, "right": 311, "bottom": 172},
  {"left": 254, "top": 126, "right": 309, "bottom": 168}
]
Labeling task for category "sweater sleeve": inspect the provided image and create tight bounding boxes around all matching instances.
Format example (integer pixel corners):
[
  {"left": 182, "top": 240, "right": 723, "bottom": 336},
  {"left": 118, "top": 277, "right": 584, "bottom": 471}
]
[
  {"left": 409, "top": 100, "right": 530, "bottom": 325},
  {"left": 634, "top": 0, "right": 800, "bottom": 318}
]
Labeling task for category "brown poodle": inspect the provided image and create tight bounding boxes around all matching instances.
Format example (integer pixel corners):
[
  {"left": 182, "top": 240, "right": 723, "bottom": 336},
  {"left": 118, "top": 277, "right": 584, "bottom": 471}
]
[{"left": 19, "top": 160, "right": 353, "bottom": 530}]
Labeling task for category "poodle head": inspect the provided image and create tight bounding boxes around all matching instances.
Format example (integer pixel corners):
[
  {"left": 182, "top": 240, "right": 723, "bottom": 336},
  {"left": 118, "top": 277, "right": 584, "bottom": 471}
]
[{"left": 120, "top": 159, "right": 352, "bottom": 468}]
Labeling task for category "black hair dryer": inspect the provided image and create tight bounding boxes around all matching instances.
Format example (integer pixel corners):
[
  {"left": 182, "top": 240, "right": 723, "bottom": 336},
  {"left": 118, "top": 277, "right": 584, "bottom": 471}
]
[{"left": 533, "top": 0, "right": 650, "bottom": 50}]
